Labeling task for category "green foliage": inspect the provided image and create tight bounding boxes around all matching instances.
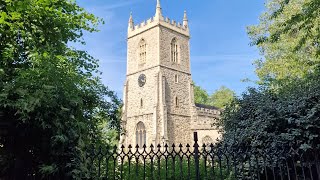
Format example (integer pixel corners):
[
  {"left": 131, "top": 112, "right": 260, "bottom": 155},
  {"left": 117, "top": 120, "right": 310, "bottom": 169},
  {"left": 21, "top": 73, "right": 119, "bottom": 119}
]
[
  {"left": 209, "top": 86, "right": 235, "bottom": 109},
  {"left": 219, "top": 0, "right": 320, "bottom": 168},
  {"left": 194, "top": 83, "right": 209, "bottom": 105},
  {"left": 0, "top": 0, "right": 121, "bottom": 179},
  {"left": 219, "top": 73, "right": 320, "bottom": 159},
  {"left": 194, "top": 83, "right": 235, "bottom": 109},
  {"left": 247, "top": 0, "right": 320, "bottom": 87}
]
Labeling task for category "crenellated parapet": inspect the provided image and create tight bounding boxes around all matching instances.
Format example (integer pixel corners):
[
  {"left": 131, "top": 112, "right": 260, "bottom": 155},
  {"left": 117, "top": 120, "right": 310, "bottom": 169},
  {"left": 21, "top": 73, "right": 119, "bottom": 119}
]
[
  {"left": 128, "top": 0, "right": 189, "bottom": 38},
  {"left": 191, "top": 104, "right": 221, "bottom": 130},
  {"left": 128, "top": 16, "right": 189, "bottom": 38},
  {"left": 196, "top": 107, "right": 221, "bottom": 116}
]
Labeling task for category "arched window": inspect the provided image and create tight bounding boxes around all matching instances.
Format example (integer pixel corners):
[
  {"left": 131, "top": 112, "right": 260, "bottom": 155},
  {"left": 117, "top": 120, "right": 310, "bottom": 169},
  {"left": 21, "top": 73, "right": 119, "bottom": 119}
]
[
  {"left": 136, "top": 122, "right": 146, "bottom": 148},
  {"left": 139, "top": 39, "right": 147, "bottom": 64},
  {"left": 171, "top": 38, "right": 178, "bottom": 63},
  {"left": 202, "top": 136, "right": 213, "bottom": 146}
]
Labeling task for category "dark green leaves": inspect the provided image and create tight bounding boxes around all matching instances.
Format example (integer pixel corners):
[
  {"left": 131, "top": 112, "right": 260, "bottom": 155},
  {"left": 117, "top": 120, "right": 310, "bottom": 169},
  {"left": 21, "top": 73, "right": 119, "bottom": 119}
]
[
  {"left": 220, "top": 74, "right": 320, "bottom": 158},
  {"left": 0, "top": 0, "right": 120, "bottom": 178}
]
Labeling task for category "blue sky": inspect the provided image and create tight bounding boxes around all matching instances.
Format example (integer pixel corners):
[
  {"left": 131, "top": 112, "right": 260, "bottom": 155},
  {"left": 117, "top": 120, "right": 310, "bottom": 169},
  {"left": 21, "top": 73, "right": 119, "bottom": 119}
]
[{"left": 76, "top": 0, "right": 265, "bottom": 98}]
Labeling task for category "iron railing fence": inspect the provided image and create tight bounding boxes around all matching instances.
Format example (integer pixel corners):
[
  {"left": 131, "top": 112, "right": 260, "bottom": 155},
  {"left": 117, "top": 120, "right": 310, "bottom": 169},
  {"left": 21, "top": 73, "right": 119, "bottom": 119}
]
[{"left": 83, "top": 132, "right": 320, "bottom": 180}]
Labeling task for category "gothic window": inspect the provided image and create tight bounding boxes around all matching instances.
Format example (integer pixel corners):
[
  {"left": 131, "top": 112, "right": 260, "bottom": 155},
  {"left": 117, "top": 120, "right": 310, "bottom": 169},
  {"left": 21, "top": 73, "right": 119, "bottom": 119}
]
[
  {"left": 139, "top": 39, "right": 147, "bottom": 64},
  {"left": 175, "top": 74, "right": 179, "bottom": 83},
  {"left": 171, "top": 38, "right": 179, "bottom": 63},
  {"left": 202, "top": 136, "right": 213, "bottom": 146},
  {"left": 136, "top": 122, "right": 146, "bottom": 148}
]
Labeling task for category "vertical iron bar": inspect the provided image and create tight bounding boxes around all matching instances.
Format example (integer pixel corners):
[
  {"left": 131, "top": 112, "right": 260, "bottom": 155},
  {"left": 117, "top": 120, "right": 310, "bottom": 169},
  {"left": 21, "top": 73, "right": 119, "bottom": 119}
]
[
  {"left": 286, "top": 160, "right": 291, "bottom": 180},
  {"left": 135, "top": 157, "right": 139, "bottom": 180},
  {"left": 254, "top": 155, "right": 260, "bottom": 180},
  {"left": 151, "top": 157, "right": 154, "bottom": 180},
  {"left": 240, "top": 159, "right": 244, "bottom": 179},
  {"left": 98, "top": 158, "right": 101, "bottom": 177},
  {"left": 226, "top": 157, "right": 230, "bottom": 174},
  {"left": 292, "top": 158, "right": 299, "bottom": 180},
  {"left": 158, "top": 156, "right": 161, "bottom": 180},
  {"left": 219, "top": 156, "right": 223, "bottom": 180},
  {"left": 179, "top": 158, "right": 183, "bottom": 180},
  {"left": 300, "top": 157, "right": 306, "bottom": 180},
  {"left": 248, "top": 157, "right": 253, "bottom": 179},
  {"left": 165, "top": 156, "right": 168, "bottom": 180},
  {"left": 264, "top": 157, "right": 268, "bottom": 180},
  {"left": 113, "top": 157, "right": 116, "bottom": 180},
  {"left": 316, "top": 153, "right": 320, "bottom": 180},
  {"left": 204, "top": 155, "right": 208, "bottom": 179},
  {"left": 308, "top": 161, "right": 314, "bottom": 180},
  {"left": 279, "top": 163, "right": 284, "bottom": 180},
  {"left": 187, "top": 158, "right": 191, "bottom": 180},
  {"left": 194, "top": 132, "right": 200, "bottom": 180},
  {"left": 172, "top": 156, "right": 176, "bottom": 180},
  {"left": 272, "top": 166, "right": 276, "bottom": 180},
  {"left": 120, "top": 157, "right": 124, "bottom": 180},
  {"left": 143, "top": 157, "right": 146, "bottom": 180},
  {"left": 128, "top": 157, "right": 131, "bottom": 180},
  {"left": 211, "top": 155, "right": 215, "bottom": 179},
  {"left": 233, "top": 155, "right": 238, "bottom": 180},
  {"left": 106, "top": 157, "right": 109, "bottom": 180}
]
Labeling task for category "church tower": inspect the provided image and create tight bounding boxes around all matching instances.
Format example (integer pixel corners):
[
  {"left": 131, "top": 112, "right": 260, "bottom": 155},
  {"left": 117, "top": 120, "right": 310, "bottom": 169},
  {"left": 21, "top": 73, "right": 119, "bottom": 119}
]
[{"left": 121, "top": 0, "right": 220, "bottom": 148}]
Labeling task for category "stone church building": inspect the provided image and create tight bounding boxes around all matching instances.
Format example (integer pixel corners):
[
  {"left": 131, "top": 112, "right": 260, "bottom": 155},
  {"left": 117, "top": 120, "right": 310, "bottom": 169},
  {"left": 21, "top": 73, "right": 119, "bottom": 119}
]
[{"left": 120, "top": 0, "right": 221, "bottom": 148}]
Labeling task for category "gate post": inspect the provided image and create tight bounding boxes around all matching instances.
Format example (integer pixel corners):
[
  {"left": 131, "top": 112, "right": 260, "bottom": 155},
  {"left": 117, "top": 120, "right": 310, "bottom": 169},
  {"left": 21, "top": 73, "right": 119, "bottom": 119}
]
[{"left": 194, "top": 132, "right": 200, "bottom": 180}]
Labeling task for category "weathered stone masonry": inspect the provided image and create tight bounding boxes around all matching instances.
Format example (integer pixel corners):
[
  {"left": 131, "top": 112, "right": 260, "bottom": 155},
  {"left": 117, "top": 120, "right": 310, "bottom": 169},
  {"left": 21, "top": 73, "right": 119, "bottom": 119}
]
[{"left": 120, "top": 0, "right": 221, "bottom": 148}]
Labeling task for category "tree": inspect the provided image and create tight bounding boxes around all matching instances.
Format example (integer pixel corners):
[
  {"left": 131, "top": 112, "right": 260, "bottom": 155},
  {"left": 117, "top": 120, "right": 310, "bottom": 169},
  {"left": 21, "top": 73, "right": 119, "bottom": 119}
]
[
  {"left": 194, "top": 83, "right": 235, "bottom": 109},
  {"left": 269, "top": 0, "right": 320, "bottom": 56},
  {"left": 216, "top": 0, "right": 320, "bottom": 162},
  {"left": 219, "top": 73, "right": 320, "bottom": 160},
  {"left": 247, "top": 0, "right": 320, "bottom": 87},
  {"left": 220, "top": 0, "right": 320, "bottom": 160},
  {"left": 0, "top": 0, "right": 121, "bottom": 178},
  {"left": 209, "top": 86, "right": 235, "bottom": 109},
  {"left": 193, "top": 83, "right": 209, "bottom": 105}
]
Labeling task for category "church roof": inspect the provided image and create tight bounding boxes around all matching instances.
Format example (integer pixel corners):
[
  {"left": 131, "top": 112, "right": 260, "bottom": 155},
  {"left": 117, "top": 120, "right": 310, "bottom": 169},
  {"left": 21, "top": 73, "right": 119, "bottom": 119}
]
[{"left": 195, "top": 103, "right": 219, "bottom": 110}]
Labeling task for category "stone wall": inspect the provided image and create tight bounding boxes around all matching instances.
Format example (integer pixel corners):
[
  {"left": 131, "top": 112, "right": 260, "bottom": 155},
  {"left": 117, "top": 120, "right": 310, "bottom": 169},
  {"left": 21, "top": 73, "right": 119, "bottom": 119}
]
[
  {"left": 159, "top": 26, "right": 190, "bottom": 73},
  {"left": 126, "top": 68, "right": 159, "bottom": 118},
  {"left": 161, "top": 69, "right": 192, "bottom": 116},
  {"left": 127, "top": 26, "right": 159, "bottom": 75},
  {"left": 190, "top": 106, "right": 221, "bottom": 146},
  {"left": 168, "top": 115, "right": 192, "bottom": 146}
]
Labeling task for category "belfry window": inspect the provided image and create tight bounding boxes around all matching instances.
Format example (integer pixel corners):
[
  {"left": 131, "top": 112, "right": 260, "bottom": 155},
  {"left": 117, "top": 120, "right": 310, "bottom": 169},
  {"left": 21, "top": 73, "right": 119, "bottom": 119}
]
[
  {"left": 171, "top": 38, "right": 178, "bottom": 63},
  {"left": 139, "top": 39, "right": 147, "bottom": 64},
  {"left": 136, "top": 122, "right": 146, "bottom": 148}
]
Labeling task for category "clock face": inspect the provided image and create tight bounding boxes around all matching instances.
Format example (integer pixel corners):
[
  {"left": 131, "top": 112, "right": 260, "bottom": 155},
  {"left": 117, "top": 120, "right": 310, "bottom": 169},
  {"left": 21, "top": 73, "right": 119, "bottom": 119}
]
[{"left": 138, "top": 74, "right": 146, "bottom": 87}]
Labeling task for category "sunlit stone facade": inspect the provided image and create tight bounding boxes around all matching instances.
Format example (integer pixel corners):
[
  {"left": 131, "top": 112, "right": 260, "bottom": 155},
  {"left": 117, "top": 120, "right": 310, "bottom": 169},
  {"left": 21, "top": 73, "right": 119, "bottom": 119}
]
[{"left": 120, "top": 0, "right": 221, "bottom": 148}]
